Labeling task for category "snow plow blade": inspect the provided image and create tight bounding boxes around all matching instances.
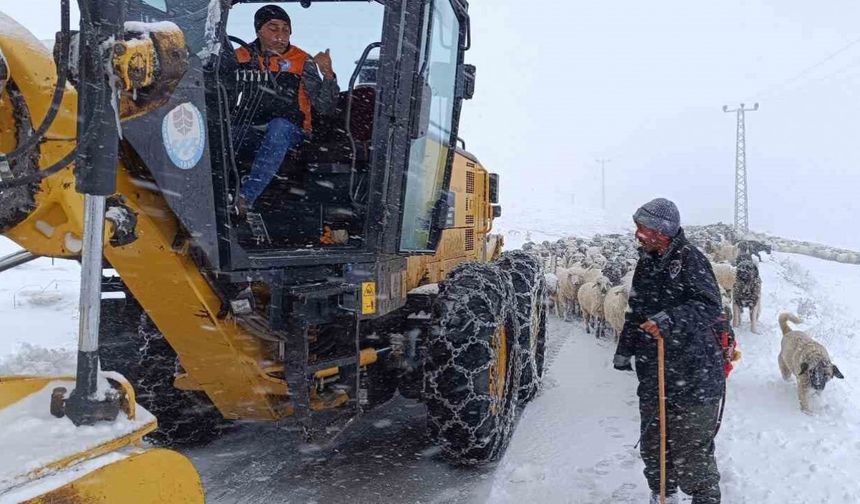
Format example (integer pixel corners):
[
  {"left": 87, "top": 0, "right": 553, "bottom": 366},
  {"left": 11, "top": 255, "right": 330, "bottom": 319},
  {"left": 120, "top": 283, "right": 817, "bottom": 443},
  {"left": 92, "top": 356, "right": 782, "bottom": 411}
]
[{"left": 0, "top": 375, "right": 204, "bottom": 503}]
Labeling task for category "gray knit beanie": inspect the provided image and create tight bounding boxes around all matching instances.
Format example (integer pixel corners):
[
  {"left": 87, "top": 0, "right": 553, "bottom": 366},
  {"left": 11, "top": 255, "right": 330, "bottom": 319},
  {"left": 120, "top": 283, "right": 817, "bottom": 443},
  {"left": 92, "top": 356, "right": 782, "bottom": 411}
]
[{"left": 633, "top": 198, "right": 680, "bottom": 237}]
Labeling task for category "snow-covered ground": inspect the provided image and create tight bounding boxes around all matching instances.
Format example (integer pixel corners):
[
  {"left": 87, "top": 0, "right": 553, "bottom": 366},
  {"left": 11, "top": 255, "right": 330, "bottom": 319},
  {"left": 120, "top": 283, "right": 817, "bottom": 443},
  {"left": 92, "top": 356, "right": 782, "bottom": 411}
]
[
  {"left": 1, "top": 227, "right": 859, "bottom": 502},
  {"left": 490, "top": 251, "right": 860, "bottom": 503},
  {"left": 0, "top": 238, "right": 80, "bottom": 367}
]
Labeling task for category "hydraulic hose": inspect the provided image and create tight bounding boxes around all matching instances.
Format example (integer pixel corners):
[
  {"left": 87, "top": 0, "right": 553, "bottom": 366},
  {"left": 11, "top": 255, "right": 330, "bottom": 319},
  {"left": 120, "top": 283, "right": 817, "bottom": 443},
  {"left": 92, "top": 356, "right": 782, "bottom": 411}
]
[
  {"left": 0, "top": 0, "right": 72, "bottom": 164},
  {"left": 0, "top": 144, "right": 78, "bottom": 190}
]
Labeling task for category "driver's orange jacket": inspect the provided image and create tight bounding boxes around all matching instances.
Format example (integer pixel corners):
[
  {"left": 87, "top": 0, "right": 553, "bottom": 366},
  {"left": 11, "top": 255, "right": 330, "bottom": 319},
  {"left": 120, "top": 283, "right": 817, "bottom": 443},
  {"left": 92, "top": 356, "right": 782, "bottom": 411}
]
[{"left": 235, "top": 43, "right": 313, "bottom": 132}]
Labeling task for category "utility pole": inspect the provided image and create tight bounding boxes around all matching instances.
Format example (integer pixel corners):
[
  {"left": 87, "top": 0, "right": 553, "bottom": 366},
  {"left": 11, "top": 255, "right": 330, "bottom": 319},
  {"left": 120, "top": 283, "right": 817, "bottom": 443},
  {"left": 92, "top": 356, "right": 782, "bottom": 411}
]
[
  {"left": 722, "top": 103, "right": 758, "bottom": 234},
  {"left": 596, "top": 158, "right": 610, "bottom": 210}
]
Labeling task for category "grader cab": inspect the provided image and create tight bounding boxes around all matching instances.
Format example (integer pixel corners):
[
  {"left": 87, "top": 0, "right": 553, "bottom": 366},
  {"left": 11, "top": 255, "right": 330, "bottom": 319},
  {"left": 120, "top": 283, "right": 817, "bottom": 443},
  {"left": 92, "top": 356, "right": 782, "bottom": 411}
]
[{"left": 0, "top": 0, "right": 545, "bottom": 500}]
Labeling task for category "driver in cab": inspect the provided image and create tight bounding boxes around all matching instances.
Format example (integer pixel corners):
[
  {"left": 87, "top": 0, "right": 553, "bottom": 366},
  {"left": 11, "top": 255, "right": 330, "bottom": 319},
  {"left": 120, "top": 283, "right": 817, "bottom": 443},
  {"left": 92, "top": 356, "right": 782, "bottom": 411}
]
[{"left": 235, "top": 4, "right": 340, "bottom": 213}]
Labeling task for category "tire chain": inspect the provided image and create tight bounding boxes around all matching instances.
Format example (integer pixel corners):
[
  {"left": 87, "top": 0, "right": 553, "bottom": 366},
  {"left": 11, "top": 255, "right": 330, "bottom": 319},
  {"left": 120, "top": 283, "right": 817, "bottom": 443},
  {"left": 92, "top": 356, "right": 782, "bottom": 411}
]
[
  {"left": 497, "top": 250, "right": 547, "bottom": 402},
  {"left": 135, "top": 314, "right": 220, "bottom": 445},
  {"left": 100, "top": 301, "right": 224, "bottom": 446},
  {"left": 423, "top": 262, "right": 523, "bottom": 465}
]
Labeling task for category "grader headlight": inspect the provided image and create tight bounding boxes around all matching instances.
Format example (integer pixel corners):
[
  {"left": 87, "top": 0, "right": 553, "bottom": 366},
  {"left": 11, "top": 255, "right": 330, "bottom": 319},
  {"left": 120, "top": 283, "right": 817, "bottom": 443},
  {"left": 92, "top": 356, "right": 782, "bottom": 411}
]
[{"left": 112, "top": 38, "right": 157, "bottom": 91}]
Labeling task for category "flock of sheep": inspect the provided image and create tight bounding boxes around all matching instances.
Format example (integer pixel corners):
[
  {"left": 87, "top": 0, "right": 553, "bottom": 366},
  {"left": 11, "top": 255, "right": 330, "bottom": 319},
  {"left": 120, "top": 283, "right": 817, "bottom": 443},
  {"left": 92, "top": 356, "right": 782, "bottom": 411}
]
[
  {"left": 526, "top": 222, "right": 851, "bottom": 413},
  {"left": 526, "top": 223, "right": 768, "bottom": 340},
  {"left": 525, "top": 232, "right": 638, "bottom": 340}
]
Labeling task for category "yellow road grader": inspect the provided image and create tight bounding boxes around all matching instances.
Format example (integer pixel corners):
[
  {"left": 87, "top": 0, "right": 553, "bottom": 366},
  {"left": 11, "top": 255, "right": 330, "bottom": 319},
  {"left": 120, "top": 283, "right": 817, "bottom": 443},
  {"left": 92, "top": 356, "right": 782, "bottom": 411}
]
[{"left": 0, "top": 0, "right": 546, "bottom": 501}]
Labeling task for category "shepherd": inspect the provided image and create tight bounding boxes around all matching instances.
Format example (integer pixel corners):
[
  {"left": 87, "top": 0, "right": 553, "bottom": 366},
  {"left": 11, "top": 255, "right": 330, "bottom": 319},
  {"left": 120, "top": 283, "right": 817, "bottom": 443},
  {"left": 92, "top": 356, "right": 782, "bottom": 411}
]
[{"left": 613, "top": 198, "right": 726, "bottom": 504}]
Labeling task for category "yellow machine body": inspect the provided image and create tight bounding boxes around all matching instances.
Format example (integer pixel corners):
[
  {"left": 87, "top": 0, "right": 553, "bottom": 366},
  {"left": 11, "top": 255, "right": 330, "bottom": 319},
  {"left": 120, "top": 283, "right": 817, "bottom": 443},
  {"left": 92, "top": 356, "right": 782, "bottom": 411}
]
[
  {"left": 404, "top": 150, "right": 502, "bottom": 290},
  {"left": 19, "top": 449, "right": 204, "bottom": 504},
  {"left": 0, "top": 11, "right": 500, "bottom": 423}
]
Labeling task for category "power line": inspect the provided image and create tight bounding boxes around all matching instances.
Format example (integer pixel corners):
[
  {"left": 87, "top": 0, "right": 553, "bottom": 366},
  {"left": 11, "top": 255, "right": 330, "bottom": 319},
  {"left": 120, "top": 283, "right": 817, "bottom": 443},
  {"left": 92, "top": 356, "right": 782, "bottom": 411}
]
[{"left": 749, "top": 35, "right": 860, "bottom": 101}]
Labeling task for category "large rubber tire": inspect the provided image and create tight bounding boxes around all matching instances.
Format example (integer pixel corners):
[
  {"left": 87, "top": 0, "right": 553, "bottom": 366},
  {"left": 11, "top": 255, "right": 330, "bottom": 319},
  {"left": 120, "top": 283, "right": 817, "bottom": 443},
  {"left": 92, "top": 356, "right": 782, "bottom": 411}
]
[
  {"left": 99, "top": 297, "right": 226, "bottom": 446},
  {"left": 497, "top": 250, "right": 547, "bottom": 404},
  {"left": 423, "top": 262, "right": 522, "bottom": 466}
]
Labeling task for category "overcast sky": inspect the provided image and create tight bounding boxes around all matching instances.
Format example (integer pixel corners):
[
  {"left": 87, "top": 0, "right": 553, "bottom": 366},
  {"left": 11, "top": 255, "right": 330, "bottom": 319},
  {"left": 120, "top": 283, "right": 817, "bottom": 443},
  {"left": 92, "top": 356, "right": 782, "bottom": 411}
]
[{"left": 5, "top": 1, "right": 860, "bottom": 249}]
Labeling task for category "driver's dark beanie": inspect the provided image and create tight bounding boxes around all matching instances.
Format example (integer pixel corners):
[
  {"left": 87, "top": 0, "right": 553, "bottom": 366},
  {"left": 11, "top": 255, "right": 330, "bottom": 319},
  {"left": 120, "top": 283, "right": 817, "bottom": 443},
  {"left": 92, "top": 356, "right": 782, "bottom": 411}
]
[
  {"left": 255, "top": 5, "right": 291, "bottom": 32},
  {"left": 633, "top": 198, "right": 681, "bottom": 237}
]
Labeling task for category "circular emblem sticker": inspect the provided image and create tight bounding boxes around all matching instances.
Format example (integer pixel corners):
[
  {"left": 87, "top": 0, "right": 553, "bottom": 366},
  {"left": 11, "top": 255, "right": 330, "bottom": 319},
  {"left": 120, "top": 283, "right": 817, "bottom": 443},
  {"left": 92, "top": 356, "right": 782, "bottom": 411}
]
[{"left": 162, "top": 102, "right": 206, "bottom": 170}]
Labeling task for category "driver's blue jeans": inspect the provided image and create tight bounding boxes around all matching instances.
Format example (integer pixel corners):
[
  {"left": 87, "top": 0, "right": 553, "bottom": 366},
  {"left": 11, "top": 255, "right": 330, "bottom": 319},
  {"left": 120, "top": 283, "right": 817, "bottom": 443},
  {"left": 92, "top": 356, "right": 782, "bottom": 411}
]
[{"left": 240, "top": 118, "right": 305, "bottom": 207}]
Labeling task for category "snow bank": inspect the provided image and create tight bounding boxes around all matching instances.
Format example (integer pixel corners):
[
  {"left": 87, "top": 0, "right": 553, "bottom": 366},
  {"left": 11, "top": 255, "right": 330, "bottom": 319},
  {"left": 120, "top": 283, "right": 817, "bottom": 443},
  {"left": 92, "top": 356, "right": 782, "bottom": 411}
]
[
  {"left": 713, "top": 252, "right": 860, "bottom": 502},
  {"left": 0, "top": 344, "right": 75, "bottom": 376}
]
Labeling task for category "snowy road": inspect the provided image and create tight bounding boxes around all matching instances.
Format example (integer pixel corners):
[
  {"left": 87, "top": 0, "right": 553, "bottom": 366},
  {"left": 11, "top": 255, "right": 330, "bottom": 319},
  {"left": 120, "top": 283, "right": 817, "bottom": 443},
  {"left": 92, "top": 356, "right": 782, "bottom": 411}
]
[{"left": 184, "top": 315, "right": 575, "bottom": 504}]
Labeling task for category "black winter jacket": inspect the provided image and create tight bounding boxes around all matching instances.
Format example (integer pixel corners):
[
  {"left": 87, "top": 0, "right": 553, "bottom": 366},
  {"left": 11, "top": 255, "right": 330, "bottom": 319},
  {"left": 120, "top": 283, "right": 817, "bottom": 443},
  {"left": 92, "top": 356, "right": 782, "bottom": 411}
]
[{"left": 615, "top": 229, "right": 725, "bottom": 405}]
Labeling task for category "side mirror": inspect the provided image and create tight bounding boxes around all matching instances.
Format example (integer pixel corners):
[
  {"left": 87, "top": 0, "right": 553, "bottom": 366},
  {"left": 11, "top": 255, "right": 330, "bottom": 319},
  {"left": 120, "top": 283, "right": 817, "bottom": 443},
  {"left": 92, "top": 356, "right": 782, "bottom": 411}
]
[
  {"left": 458, "top": 64, "right": 476, "bottom": 100},
  {"left": 488, "top": 173, "right": 499, "bottom": 204},
  {"left": 492, "top": 205, "right": 502, "bottom": 218}
]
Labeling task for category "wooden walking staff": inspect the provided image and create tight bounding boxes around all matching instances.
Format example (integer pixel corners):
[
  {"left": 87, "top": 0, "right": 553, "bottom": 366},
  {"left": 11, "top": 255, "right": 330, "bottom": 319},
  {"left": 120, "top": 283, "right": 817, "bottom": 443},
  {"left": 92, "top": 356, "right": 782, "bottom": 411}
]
[
  {"left": 656, "top": 331, "right": 667, "bottom": 504},
  {"left": 641, "top": 318, "right": 667, "bottom": 504}
]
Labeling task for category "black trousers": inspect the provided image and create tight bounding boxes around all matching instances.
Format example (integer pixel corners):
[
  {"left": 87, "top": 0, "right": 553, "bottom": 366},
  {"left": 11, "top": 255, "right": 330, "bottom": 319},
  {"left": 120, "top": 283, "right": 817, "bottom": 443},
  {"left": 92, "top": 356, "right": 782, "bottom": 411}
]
[{"left": 639, "top": 399, "right": 722, "bottom": 503}]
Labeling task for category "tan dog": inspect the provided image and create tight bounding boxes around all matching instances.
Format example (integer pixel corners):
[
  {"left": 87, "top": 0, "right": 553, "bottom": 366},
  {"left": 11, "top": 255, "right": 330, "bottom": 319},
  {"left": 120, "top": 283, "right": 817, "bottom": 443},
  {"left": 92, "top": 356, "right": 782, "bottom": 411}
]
[{"left": 778, "top": 313, "right": 844, "bottom": 413}]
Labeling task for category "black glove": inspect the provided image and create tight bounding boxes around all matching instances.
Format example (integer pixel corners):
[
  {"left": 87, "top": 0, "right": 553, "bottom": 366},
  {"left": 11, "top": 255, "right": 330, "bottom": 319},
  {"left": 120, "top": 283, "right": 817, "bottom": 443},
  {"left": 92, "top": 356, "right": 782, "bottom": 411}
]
[{"left": 613, "top": 354, "right": 633, "bottom": 371}]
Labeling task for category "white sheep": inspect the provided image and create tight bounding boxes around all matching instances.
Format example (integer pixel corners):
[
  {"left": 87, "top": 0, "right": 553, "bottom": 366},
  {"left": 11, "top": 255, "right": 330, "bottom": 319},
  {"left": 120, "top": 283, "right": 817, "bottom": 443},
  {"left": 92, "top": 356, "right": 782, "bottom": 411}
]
[
  {"left": 590, "top": 253, "right": 608, "bottom": 269},
  {"left": 564, "top": 251, "right": 585, "bottom": 268},
  {"left": 578, "top": 276, "right": 611, "bottom": 338},
  {"left": 572, "top": 263, "right": 603, "bottom": 285},
  {"left": 544, "top": 272, "right": 559, "bottom": 314},
  {"left": 586, "top": 246, "right": 603, "bottom": 260},
  {"left": 603, "top": 284, "right": 629, "bottom": 342},
  {"left": 621, "top": 269, "right": 635, "bottom": 294},
  {"left": 555, "top": 267, "right": 582, "bottom": 320}
]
